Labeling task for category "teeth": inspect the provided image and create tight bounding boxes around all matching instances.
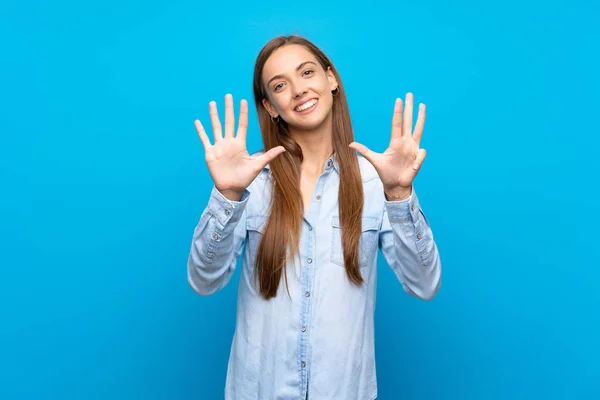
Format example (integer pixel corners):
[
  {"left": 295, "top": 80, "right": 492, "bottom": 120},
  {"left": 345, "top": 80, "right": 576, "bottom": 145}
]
[{"left": 295, "top": 99, "right": 317, "bottom": 112}]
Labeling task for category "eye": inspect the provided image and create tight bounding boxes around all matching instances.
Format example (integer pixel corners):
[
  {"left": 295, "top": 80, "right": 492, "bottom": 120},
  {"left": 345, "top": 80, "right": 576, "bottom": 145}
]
[
  {"left": 303, "top": 69, "right": 314, "bottom": 77},
  {"left": 273, "top": 82, "right": 285, "bottom": 92}
]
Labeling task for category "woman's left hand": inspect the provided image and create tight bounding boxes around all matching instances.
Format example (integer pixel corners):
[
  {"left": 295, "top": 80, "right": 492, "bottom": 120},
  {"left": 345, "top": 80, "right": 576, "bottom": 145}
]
[{"left": 349, "top": 92, "right": 426, "bottom": 193}]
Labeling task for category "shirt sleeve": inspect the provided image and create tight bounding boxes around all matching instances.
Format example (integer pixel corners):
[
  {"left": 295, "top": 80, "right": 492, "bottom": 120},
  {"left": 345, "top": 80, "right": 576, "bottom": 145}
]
[
  {"left": 187, "top": 186, "right": 249, "bottom": 296},
  {"left": 378, "top": 186, "right": 442, "bottom": 300}
]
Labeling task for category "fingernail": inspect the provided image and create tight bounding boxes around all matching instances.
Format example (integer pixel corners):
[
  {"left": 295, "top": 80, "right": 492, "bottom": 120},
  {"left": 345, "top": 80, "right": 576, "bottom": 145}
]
[{"left": 413, "top": 163, "right": 419, "bottom": 170}]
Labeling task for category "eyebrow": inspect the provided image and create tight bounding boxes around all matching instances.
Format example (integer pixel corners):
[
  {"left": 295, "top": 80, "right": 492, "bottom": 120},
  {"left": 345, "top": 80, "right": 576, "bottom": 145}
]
[{"left": 266, "top": 61, "right": 318, "bottom": 87}]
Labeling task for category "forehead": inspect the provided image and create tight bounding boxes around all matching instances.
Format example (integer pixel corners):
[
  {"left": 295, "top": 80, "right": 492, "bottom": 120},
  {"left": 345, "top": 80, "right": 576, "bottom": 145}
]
[{"left": 262, "top": 44, "right": 320, "bottom": 80}]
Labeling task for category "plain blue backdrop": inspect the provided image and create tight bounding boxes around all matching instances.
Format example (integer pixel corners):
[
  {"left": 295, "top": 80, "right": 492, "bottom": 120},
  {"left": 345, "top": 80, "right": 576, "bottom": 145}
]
[{"left": 1, "top": 0, "right": 599, "bottom": 399}]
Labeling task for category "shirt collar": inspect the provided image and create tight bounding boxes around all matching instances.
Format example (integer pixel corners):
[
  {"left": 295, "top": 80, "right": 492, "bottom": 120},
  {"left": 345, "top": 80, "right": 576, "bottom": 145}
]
[{"left": 262, "top": 151, "right": 339, "bottom": 173}]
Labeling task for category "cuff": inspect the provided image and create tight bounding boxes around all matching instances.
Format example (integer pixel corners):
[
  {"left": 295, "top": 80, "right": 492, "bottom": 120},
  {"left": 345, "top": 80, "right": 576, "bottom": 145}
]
[
  {"left": 384, "top": 188, "right": 421, "bottom": 223},
  {"left": 207, "top": 186, "right": 250, "bottom": 227}
]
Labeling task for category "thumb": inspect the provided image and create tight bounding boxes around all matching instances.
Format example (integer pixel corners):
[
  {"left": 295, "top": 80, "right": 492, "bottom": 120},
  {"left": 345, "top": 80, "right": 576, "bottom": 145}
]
[
  {"left": 413, "top": 148, "right": 427, "bottom": 170},
  {"left": 257, "top": 146, "right": 286, "bottom": 169},
  {"left": 349, "top": 142, "right": 377, "bottom": 165}
]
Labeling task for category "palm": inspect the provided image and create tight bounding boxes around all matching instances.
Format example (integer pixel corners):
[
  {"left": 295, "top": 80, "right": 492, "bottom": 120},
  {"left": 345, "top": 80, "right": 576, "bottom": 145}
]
[
  {"left": 379, "top": 134, "right": 420, "bottom": 188},
  {"left": 194, "top": 94, "right": 285, "bottom": 194},
  {"left": 204, "top": 138, "right": 254, "bottom": 192},
  {"left": 349, "top": 92, "right": 427, "bottom": 189}
]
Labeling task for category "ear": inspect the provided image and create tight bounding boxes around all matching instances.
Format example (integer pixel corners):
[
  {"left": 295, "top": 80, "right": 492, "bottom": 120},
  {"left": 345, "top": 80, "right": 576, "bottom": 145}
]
[
  {"left": 262, "top": 98, "right": 278, "bottom": 118},
  {"left": 326, "top": 67, "right": 338, "bottom": 91}
]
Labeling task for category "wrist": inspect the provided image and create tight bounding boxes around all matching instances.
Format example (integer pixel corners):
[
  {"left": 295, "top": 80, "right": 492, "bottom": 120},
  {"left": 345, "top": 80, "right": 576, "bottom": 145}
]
[
  {"left": 383, "top": 185, "right": 412, "bottom": 201},
  {"left": 218, "top": 187, "right": 244, "bottom": 202}
]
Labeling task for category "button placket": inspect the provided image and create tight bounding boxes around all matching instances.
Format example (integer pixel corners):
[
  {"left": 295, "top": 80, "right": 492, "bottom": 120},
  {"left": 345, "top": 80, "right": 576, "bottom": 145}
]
[{"left": 298, "top": 167, "right": 332, "bottom": 400}]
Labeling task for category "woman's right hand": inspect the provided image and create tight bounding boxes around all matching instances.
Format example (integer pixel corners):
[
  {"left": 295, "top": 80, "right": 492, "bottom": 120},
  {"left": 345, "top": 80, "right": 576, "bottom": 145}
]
[{"left": 194, "top": 94, "right": 286, "bottom": 201}]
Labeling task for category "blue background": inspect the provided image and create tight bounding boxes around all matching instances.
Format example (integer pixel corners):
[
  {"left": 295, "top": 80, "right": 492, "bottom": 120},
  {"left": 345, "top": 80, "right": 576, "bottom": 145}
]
[{"left": 1, "top": 0, "right": 599, "bottom": 398}]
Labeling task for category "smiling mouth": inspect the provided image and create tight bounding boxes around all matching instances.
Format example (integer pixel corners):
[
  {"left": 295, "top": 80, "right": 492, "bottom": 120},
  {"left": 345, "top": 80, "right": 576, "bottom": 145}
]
[{"left": 294, "top": 98, "right": 318, "bottom": 113}]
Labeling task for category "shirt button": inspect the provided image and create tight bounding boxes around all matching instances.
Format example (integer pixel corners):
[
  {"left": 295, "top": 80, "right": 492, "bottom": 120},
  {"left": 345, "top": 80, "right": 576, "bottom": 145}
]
[
  {"left": 307, "top": 258, "right": 312, "bottom": 264},
  {"left": 308, "top": 226, "right": 313, "bottom": 231},
  {"left": 301, "top": 326, "right": 306, "bottom": 332},
  {"left": 316, "top": 195, "right": 321, "bottom": 200},
  {"left": 417, "top": 233, "right": 422, "bottom": 239},
  {"left": 411, "top": 205, "right": 414, "bottom": 211},
  {"left": 301, "top": 361, "right": 306, "bottom": 368},
  {"left": 327, "top": 160, "right": 332, "bottom": 167},
  {"left": 225, "top": 209, "right": 230, "bottom": 215},
  {"left": 213, "top": 234, "right": 219, "bottom": 240},
  {"left": 305, "top": 291, "right": 310, "bottom": 297}
]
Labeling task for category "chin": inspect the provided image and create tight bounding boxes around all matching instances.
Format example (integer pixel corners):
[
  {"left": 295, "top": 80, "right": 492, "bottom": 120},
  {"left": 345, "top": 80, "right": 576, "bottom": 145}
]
[{"left": 291, "top": 118, "right": 328, "bottom": 131}]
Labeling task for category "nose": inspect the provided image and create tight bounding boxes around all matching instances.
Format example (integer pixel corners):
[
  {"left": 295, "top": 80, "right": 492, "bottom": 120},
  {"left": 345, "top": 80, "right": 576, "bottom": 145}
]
[{"left": 292, "top": 82, "right": 308, "bottom": 98}]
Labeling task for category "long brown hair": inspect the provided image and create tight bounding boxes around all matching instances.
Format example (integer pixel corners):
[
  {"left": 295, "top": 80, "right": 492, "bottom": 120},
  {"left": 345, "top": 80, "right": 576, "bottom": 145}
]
[{"left": 252, "top": 35, "right": 364, "bottom": 299}]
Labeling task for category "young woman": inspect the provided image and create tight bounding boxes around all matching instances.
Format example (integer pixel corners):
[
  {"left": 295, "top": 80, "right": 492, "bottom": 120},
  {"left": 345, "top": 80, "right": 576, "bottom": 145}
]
[{"left": 188, "top": 35, "right": 442, "bottom": 400}]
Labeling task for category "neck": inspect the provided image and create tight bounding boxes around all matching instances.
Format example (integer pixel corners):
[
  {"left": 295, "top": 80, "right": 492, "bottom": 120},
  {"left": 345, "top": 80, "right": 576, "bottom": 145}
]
[{"left": 289, "top": 114, "right": 334, "bottom": 177}]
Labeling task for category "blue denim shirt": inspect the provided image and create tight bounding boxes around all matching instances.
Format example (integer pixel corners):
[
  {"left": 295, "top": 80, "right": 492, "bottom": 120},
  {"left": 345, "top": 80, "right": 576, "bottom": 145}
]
[{"left": 188, "top": 152, "right": 442, "bottom": 400}]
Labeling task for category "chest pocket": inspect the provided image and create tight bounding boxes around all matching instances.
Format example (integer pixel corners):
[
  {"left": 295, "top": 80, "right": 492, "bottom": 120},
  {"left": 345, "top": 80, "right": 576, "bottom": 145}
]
[
  {"left": 331, "top": 216, "right": 380, "bottom": 268},
  {"left": 246, "top": 215, "right": 268, "bottom": 265}
]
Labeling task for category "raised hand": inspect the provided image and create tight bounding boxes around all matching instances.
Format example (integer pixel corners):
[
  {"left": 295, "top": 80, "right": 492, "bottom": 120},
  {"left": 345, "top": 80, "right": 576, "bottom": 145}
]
[
  {"left": 195, "top": 94, "right": 286, "bottom": 200},
  {"left": 349, "top": 92, "right": 426, "bottom": 194}
]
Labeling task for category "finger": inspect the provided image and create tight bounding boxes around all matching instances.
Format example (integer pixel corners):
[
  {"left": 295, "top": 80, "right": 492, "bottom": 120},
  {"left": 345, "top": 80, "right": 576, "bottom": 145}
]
[
  {"left": 256, "top": 146, "right": 286, "bottom": 169},
  {"left": 194, "top": 119, "right": 212, "bottom": 149},
  {"left": 391, "top": 98, "right": 403, "bottom": 139},
  {"left": 403, "top": 92, "right": 414, "bottom": 137},
  {"left": 349, "top": 142, "right": 379, "bottom": 166},
  {"left": 413, "top": 103, "right": 426, "bottom": 146},
  {"left": 209, "top": 101, "right": 223, "bottom": 143},
  {"left": 413, "top": 148, "right": 427, "bottom": 171},
  {"left": 236, "top": 99, "right": 249, "bottom": 142},
  {"left": 224, "top": 94, "right": 235, "bottom": 139}
]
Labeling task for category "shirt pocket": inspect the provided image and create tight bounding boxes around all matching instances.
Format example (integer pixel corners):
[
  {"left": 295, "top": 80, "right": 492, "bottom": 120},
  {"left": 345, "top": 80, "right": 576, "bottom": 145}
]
[
  {"left": 245, "top": 215, "right": 268, "bottom": 266},
  {"left": 331, "top": 216, "right": 380, "bottom": 268}
]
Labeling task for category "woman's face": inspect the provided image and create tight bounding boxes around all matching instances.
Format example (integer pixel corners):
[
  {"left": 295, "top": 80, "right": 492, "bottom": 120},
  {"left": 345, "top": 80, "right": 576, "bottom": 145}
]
[{"left": 261, "top": 44, "right": 338, "bottom": 131}]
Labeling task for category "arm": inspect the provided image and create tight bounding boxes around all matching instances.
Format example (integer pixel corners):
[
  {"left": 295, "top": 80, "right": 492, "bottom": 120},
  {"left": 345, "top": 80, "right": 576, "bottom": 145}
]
[
  {"left": 349, "top": 92, "right": 439, "bottom": 299},
  {"left": 187, "top": 186, "right": 249, "bottom": 296},
  {"left": 379, "top": 186, "right": 442, "bottom": 300},
  {"left": 189, "top": 93, "right": 285, "bottom": 294}
]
